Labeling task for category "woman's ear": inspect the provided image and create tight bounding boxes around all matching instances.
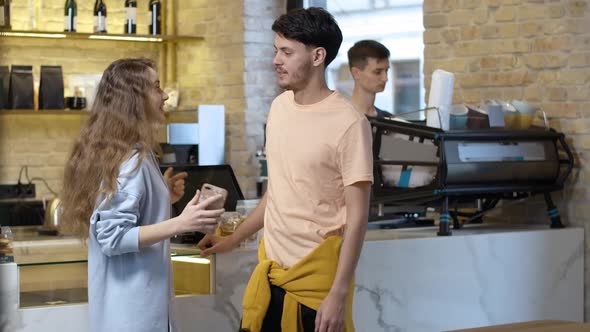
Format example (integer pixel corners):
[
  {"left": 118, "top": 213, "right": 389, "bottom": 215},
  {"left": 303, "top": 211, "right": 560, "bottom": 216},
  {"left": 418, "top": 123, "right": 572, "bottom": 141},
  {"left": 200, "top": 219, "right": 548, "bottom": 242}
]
[{"left": 312, "top": 47, "right": 327, "bottom": 67}]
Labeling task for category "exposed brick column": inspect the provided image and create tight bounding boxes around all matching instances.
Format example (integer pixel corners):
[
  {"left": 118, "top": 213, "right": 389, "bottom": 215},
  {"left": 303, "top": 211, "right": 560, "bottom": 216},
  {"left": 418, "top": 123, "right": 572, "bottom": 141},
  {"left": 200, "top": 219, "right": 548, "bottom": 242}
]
[{"left": 240, "top": 0, "right": 285, "bottom": 197}]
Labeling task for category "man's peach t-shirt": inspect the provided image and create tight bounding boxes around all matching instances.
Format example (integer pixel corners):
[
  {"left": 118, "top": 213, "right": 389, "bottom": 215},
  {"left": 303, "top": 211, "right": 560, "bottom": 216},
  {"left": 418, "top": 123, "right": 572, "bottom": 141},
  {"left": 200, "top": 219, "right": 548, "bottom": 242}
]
[{"left": 263, "top": 90, "right": 373, "bottom": 269}]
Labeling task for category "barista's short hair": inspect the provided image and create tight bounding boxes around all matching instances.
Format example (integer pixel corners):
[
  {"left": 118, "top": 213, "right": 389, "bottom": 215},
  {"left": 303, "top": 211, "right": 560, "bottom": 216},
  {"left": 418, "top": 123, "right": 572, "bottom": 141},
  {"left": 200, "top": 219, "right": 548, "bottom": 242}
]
[
  {"left": 272, "top": 7, "right": 343, "bottom": 67},
  {"left": 348, "top": 40, "right": 390, "bottom": 70}
]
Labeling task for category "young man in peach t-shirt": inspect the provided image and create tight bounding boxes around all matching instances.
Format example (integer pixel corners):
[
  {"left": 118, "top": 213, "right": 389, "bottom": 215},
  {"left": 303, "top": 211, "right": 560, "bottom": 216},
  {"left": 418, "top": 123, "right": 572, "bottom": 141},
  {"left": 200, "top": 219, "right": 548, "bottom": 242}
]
[{"left": 199, "top": 7, "right": 373, "bottom": 332}]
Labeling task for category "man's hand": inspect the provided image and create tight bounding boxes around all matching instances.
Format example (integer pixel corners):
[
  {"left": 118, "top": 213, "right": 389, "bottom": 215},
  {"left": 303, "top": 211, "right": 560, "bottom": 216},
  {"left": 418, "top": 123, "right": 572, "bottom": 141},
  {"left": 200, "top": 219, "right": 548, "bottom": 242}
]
[
  {"left": 315, "top": 181, "right": 370, "bottom": 332},
  {"left": 315, "top": 290, "right": 346, "bottom": 332},
  {"left": 163, "top": 167, "right": 188, "bottom": 204},
  {"left": 197, "top": 233, "right": 240, "bottom": 257}
]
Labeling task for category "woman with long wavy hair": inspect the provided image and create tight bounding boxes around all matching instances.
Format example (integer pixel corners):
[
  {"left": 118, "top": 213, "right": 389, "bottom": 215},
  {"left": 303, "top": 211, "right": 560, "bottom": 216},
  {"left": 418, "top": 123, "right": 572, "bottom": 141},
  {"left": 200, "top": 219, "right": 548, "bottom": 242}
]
[{"left": 60, "top": 58, "right": 224, "bottom": 332}]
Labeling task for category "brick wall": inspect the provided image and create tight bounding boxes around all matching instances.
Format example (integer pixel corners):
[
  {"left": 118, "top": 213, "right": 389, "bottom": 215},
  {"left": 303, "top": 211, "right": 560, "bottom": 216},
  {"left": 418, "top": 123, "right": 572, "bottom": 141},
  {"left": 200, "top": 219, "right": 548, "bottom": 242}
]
[
  {"left": 242, "top": 0, "right": 285, "bottom": 197},
  {"left": 0, "top": 114, "right": 87, "bottom": 199},
  {"left": 174, "top": 0, "right": 251, "bottom": 195},
  {"left": 423, "top": 0, "right": 590, "bottom": 319},
  {"left": 0, "top": 1, "right": 161, "bottom": 197},
  {"left": 0, "top": 0, "right": 284, "bottom": 199}
]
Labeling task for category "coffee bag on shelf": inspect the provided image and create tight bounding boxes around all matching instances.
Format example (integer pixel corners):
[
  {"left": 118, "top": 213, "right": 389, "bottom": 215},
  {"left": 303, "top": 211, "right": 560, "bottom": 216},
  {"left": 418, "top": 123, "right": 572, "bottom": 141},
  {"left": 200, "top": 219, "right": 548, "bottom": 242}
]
[
  {"left": 39, "top": 65, "right": 65, "bottom": 110},
  {"left": 9, "top": 65, "right": 34, "bottom": 109},
  {"left": 0, "top": 66, "right": 9, "bottom": 110}
]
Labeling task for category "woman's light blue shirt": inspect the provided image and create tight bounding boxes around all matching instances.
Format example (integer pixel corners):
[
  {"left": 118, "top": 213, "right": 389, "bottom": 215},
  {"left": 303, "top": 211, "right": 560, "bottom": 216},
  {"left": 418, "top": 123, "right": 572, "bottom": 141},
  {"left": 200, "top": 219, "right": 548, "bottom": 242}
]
[{"left": 88, "top": 151, "right": 174, "bottom": 332}]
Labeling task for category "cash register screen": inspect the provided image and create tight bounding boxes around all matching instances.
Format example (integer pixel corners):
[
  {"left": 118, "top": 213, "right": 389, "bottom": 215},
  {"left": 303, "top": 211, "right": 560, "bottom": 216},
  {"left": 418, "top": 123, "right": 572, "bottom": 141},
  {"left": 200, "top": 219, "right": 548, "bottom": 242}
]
[{"left": 160, "top": 164, "right": 244, "bottom": 216}]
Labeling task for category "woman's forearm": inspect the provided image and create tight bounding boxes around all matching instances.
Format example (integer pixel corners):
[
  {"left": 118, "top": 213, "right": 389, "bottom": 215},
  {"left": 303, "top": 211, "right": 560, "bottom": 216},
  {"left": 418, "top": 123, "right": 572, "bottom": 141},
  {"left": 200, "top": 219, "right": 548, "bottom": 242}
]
[{"left": 138, "top": 217, "right": 180, "bottom": 248}]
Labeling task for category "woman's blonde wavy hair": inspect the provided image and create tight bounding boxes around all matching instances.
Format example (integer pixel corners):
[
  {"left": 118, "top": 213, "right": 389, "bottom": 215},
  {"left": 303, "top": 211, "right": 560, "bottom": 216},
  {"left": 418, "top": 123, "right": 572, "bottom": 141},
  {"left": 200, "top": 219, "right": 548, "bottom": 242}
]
[{"left": 60, "top": 58, "right": 161, "bottom": 237}]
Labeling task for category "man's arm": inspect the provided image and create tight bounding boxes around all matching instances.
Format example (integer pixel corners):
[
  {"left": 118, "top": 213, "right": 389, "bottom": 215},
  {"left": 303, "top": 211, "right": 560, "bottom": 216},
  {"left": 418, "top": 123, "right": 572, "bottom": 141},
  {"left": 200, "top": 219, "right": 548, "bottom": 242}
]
[
  {"left": 332, "top": 181, "right": 370, "bottom": 294},
  {"left": 316, "top": 181, "right": 371, "bottom": 332},
  {"left": 199, "top": 192, "right": 267, "bottom": 256},
  {"left": 229, "top": 191, "right": 267, "bottom": 244}
]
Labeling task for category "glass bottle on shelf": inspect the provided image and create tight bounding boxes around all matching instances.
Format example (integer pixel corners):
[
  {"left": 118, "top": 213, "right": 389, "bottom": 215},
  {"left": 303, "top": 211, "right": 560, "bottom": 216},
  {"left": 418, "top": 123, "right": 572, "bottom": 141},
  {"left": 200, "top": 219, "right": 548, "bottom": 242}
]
[
  {"left": 124, "top": 0, "right": 137, "bottom": 34},
  {"left": 0, "top": 0, "right": 11, "bottom": 30},
  {"left": 29, "top": 0, "right": 37, "bottom": 31},
  {"left": 93, "top": 0, "right": 107, "bottom": 33},
  {"left": 64, "top": 0, "right": 77, "bottom": 32},
  {"left": 148, "top": 0, "right": 162, "bottom": 35}
]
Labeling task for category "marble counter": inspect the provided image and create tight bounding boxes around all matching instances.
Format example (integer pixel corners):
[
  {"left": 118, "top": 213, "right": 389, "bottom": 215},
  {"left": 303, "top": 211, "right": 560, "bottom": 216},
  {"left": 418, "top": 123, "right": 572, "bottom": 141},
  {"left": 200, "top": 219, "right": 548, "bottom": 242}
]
[
  {"left": 10, "top": 224, "right": 585, "bottom": 332},
  {"left": 355, "top": 225, "right": 584, "bottom": 331},
  {"left": 181, "top": 224, "right": 584, "bottom": 332}
]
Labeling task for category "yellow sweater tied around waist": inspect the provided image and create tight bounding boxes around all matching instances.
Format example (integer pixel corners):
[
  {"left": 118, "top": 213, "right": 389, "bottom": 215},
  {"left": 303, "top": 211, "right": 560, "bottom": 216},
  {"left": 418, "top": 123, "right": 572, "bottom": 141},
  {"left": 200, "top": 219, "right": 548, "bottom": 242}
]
[{"left": 240, "top": 236, "right": 355, "bottom": 332}]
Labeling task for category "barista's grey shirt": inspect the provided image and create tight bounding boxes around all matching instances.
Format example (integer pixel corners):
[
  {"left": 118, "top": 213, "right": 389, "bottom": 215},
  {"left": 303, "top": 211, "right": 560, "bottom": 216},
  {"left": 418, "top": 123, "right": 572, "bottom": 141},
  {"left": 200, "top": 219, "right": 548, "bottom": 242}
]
[
  {"left": 88, "top": 151, "right": 174, "bottom": 332},
  {"left": 374, "top": 106, "right": 392, "bottom": 119}
]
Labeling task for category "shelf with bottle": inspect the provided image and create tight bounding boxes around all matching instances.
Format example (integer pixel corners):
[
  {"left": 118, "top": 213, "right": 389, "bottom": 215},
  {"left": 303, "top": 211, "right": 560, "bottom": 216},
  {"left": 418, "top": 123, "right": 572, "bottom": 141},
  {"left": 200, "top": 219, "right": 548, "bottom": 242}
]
[
  {"left": 2, "top": 108, "right": 196, "bottom": 114},
  {"left": 0, "top": 109, "right": 202, "bottom": 126},
  {"left": 0, "top": 29, "right": 203, "bottom": 43},
  {"left": 0, "top": 0, "right": 11, "bottom": 31},
  {"left": 0, "top": 109, "right": 90, "bottom": 115},
  {"left": 1, "top": 0, "right": 201, "bottom": 43}
]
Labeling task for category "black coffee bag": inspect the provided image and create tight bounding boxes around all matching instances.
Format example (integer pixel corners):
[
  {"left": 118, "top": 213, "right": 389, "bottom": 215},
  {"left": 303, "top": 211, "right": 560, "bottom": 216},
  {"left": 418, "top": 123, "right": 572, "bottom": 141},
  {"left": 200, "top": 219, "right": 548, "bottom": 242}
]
[
  {"left": 0, "top": 66, "right": 9, "bottom": 110},
  {"left": 9, "top": 65, "right": 34, "bottom": 109},
  {"left": 39, "top": 65, "right": 65, "bottom": 110}
]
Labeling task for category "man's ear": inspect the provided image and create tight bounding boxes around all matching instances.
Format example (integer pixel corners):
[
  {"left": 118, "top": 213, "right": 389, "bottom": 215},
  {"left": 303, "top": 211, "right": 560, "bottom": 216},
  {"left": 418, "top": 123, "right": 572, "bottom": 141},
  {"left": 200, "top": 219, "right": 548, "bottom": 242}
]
[
  {"left": 312, "top": 47, "right": 327, "bottom": 67},
  {"left": 350, "top": 66, "right": 361, "bottom": 80}
]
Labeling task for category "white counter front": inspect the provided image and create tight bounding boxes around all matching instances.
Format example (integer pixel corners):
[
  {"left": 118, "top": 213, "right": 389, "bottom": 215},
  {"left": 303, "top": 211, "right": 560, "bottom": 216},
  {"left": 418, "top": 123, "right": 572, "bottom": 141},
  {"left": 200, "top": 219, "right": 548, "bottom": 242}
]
[
  {"left": 355, "top": 225, "right": 584, "bottom": 331},
  {"left": 11, "top": 224, "right": 585, "bottom": 332}
]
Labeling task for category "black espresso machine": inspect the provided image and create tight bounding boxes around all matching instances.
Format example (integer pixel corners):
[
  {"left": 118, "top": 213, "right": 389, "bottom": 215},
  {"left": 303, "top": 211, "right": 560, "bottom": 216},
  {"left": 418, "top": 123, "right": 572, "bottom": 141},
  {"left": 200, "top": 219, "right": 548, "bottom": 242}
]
[{"left": 368, "top": 114, "right": 574, "bottom": 236}]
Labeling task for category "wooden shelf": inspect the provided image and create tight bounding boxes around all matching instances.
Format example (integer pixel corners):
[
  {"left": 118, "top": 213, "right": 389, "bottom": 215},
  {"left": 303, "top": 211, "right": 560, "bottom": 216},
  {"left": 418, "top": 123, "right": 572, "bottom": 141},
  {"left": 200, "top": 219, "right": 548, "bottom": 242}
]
[
  {"left": 165, "top": 109, "right": 198, "bottom": 115},
  {"left": 0, "top": 110, "right": 200, "bottom": 126},
  {"left": 0, "top": 110, "right": 89, "bottom": 115},
  {"left": 0, "top": 109, "right": 200, "bottom": 115},
  {"left": 0, "top": 30, "right": 203, "bottom": 43},
  {"left": 0, "top": 109, "right": 196, "bottom": 125}
]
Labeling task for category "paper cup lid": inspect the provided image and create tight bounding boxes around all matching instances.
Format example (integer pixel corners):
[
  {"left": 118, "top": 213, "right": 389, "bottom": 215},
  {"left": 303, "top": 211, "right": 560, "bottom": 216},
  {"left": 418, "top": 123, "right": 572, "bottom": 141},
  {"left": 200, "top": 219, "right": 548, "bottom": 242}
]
[{"left": 450, "top": 104, "right": 468, "bottom": 115}]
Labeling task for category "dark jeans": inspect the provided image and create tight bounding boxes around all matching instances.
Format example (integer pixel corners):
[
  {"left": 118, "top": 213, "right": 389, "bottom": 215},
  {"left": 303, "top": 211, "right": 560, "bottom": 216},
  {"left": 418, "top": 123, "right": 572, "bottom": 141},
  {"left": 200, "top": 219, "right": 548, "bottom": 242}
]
[{"left": 240, "top": 285, "right": 317, "bottom": 332}]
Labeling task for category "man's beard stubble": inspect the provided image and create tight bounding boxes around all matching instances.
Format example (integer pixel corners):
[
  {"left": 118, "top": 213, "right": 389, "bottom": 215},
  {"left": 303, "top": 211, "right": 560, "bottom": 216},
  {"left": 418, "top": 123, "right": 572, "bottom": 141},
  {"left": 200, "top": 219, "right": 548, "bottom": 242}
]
[{"left": 279, "top": 59, "right": 313, "bottom": 90}]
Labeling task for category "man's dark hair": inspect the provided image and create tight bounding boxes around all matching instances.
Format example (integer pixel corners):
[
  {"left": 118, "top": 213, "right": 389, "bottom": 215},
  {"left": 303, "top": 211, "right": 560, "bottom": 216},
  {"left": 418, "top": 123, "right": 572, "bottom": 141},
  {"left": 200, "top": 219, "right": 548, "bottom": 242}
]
[
  {"left": 347, "top": 40, "right": 390, "bottom": 70},
  {"left": 272, "top": 7, "right": 343, "bottom": 67}
]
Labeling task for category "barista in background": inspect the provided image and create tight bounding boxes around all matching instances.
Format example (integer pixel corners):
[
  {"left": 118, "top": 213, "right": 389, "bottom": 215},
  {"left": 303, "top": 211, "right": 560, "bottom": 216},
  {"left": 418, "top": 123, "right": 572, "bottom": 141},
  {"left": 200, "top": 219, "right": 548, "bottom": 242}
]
[
  {"left": 349, "top": 41, "right": 437, "bottom": 190},
  {"left": 348, "top": 40, "right": 391, "bottom": 118}
]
